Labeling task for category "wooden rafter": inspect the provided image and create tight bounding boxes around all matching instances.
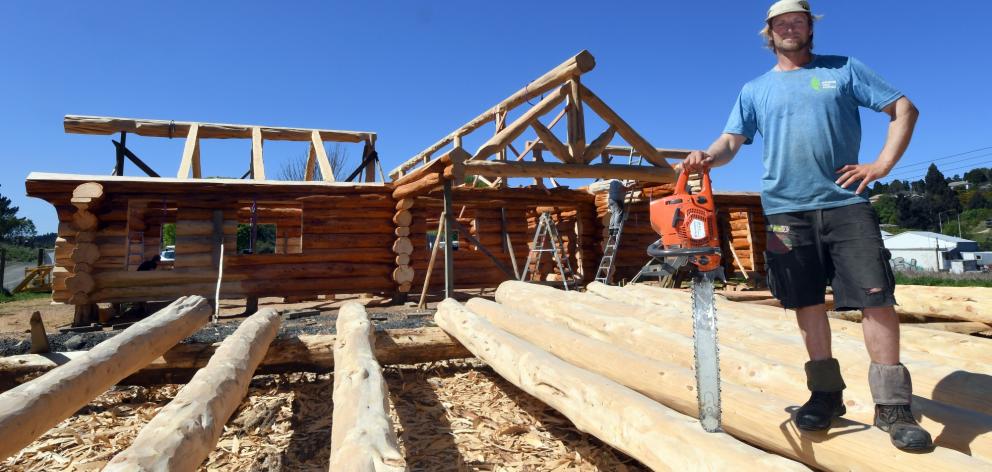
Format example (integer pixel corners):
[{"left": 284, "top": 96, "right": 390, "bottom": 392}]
[
  {"left": 391, "top": 50, "right": 596, "bottom": 178},
  {"left": 463, "top": 160, "right": 674, "bottom": 182},
  {"left": 582, "top": 126, "right": 617, "bottom": 164},
  {"left": 65, "top": 115, "right": 374, "bottom": 143},
  {"left": 578, "top": 83, "right": 672, "bottom": 170},
  {"left": 531, "top": 120, "right": 571, "bottom": 163},
  {"left": 473, "top": 85, "right": 568, "bottom": 161}
]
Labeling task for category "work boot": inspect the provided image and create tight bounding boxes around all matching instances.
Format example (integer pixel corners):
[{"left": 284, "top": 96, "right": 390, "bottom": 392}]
[
  {"left": 868, "top": 362, "right": 933, "bottom": 450},
  {"left": 796, "top": 391, "right": 846, "bottom": 431},
  {"left": 795, "top": 358, "right": 847, "bottom": 431},
  {"left": 874, "top": 404, "right": 933, "bottom": 451}
]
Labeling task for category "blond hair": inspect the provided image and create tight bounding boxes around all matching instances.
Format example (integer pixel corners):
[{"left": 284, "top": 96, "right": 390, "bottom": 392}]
[{"left": 760, "top": 13, "right": 823, "bottom": 52}]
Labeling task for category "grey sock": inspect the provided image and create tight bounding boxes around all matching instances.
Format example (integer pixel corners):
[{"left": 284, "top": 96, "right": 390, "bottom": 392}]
[
  {"left": 805, "top": 358, "right": 846, "bottom": 392},
  {"left": 869, "top": 362, "right": 913, "bottom": 405}
]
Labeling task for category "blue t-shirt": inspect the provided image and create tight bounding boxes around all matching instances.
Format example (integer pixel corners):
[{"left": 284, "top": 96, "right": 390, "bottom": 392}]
[{"left": 723, "top": 55, "right": 903, "bottom": 214}]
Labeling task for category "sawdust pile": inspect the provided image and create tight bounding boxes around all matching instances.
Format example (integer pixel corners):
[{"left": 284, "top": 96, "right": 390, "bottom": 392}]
[{"left": 2, "top": 361, "right": 647, "bottom": 471}]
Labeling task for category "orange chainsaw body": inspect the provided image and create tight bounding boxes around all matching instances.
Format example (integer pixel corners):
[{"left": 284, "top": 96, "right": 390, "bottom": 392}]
[{"left": 649, "top": 169, "right": 722, "bottom": 272}]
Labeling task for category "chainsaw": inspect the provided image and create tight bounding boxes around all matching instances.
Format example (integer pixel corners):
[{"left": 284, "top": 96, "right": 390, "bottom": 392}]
[{"left": 648, "top": 168, "right": 724, "bottom": 432}]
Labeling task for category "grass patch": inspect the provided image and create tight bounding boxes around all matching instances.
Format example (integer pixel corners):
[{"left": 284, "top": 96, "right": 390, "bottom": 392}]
[
  {"left": 0, "top": 291, "right": 51, "bottom": 304},
  {"left": 894, "top": 271, "right": 992, "bottom": 287}
]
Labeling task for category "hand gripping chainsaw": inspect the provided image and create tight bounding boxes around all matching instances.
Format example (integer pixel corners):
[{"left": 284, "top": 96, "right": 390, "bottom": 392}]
[{"left": 648, "top": 168, "right": 724, "bottom": 432}]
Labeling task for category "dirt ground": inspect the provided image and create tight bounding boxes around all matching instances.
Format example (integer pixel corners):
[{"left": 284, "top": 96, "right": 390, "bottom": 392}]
[{"left": 2, "top": 361, "right": 647, "bottom": 472}]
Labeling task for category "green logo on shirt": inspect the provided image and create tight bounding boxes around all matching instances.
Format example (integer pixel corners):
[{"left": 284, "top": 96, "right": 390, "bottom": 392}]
[{"left": 811, "top": 77, "right": 821, "bottom": 90}]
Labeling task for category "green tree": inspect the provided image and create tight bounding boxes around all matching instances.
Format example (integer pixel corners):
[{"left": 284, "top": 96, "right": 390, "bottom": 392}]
[
  {"left": 968, "top": 191, "right": 990, "bottom": 210},
  {"left": 873, "top": 194, "right": 899, "bottom": 225},
  {"left": 0, "top": 186, "right": 36, "bottom": 244}
]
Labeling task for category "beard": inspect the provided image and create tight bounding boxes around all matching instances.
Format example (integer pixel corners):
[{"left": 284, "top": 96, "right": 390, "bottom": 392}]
[{"left": 774, "top": 35, "right": 810, "bottom": 52}]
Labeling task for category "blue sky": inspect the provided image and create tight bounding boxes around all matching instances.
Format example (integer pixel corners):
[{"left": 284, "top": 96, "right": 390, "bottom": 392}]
[{"left": 3, "top": 1, "right": 990, "bottom": 234}]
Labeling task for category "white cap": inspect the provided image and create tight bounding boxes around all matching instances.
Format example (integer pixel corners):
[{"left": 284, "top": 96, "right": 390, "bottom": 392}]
[{"left": 767, "top": 0, "right": 812, "bottom": 21}]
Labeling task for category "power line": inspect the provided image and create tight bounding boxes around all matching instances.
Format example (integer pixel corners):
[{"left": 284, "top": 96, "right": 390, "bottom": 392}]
[
  {"left": 887, "top": 151, "right": 992, "bottom": 178},
  {"left": 885, "top": 158, "right": 992, "bottom": 182},
  {"left": 889, "top": 150, "right": 992, "bottom": 174},
  {"left": 890, "top": 145, "right": 992, "bottom": 170}
]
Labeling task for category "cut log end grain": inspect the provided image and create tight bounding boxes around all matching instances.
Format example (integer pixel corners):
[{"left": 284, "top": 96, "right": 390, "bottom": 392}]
[
  {"left": 393, "top": 265, "right": 415, "bottom": 285},
  {"left": 392, "top": 237, "right": 413, "bottom": 255}
]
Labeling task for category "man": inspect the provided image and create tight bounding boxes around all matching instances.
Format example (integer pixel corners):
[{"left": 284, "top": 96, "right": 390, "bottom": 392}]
[{"left": 681, "top": 0, "right": 931, "bottom": 450}]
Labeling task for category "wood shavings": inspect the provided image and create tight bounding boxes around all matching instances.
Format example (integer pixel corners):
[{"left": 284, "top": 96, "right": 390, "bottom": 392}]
[{"left": 3, "top": 363, "right": 647, "bottom": 471}]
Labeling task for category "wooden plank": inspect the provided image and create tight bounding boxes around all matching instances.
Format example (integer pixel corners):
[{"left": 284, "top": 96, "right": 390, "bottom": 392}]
[
  {"left": 177, "top": 123, "right": 200, "bottom": 179},
  {"left": 251, "top": 126, "right": 265, "bottom": 180},
  {"left": 390, "top": 50, "right": 596, "bottom": 177},
  {"left": 311, "top": 130, "right": 336, "bottom": 182},
  {"left": 64, "top": 115, "right": 374, "bottom": 143},
  {"left": 463, "top": 160, "right": 674, "bottom": 182}
]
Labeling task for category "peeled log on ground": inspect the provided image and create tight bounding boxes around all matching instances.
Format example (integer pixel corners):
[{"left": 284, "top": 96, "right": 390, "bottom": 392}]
[
  {"left": 466, "top": 297, "right": 990, "bottom": 470},
  {"left": 0, "top": 327, "right": 471, "bottom": 389},
  {"left": 0, "top": 296, "right": 211, "bottom": 461},
  {"left": 496, "top": 281, "right": 992, "bottom": 460},
  {"left": 611, "top": 283, "right": 992, "bottom": 371},
  {"left": 892, "top": 285, "right": 992, "bottom": 324},
  {"left": 329, "top": 302, "right": 405, "bottom": 471},
  {"left": 434, "top": 299, "right": 806, "bottom": 471},
  {"left": 105, "top": 309, "right": 281, "bottom": 471}
]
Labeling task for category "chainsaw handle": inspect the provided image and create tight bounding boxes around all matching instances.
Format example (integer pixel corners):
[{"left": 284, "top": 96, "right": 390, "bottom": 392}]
[
  {"left": 647, "top": 240, "right": 720, "bottom": 258},
  {"left": 674, "top": 168, "right": 714, "bottom": 199}
]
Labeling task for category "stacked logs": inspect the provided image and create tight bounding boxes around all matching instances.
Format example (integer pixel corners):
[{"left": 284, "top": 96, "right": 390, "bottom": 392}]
[
  {"left": 459, "top": 281, "right": 992, "bottom": 470},
  {"left": 392, "top": 198, "right": 415, "bottom": 293},
  {"left": 391, "top": 147, "right": 468, "bottom": 201},
  {"left": 62, "top": 183, "right": 105, "bottom": 322},
  {"left": 29, "top": 174, "right": 401, "bottom": 304},
  {"left": 592, "top": 185, "right": 765, "bottom": 281}
]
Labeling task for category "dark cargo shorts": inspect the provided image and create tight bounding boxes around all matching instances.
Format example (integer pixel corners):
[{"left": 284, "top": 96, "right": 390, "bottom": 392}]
[{"left": 764, "top": 203, "right": 896, "bottom": 311}]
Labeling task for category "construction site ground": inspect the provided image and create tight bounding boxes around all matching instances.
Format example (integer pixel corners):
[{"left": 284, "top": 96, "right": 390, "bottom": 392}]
[{"left": 3, "top": 364, "right": 647, "bottom": 471}]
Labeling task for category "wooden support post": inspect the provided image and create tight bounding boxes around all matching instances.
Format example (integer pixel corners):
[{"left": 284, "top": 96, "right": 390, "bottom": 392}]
[
  {"left": 114, "top": 131, "right": 126, "bottom": 176},
  {"left": 566, "top": 78, "right": 586, "bottom": 161},
  {"left": 418, "top": 213, "right": 446, "bottom": 309},
  {"left": 0, "top": 296, "right": 212, "bottom": 461},
  {"left": 443, "top": 180, "right": 454, "bottom": 298},
  {"left": 105, "top": 309, "right": 281, "bottom": 471},
  {"left": 28, "top": 312, "right": 49, "bottom": 354},
  {"left": 435, "top": 299, "right": 807, "bottom": 471},
  {"left": 251, "top": 126, "right": 265, "bottom": 180},
  {"left": 500, "top": 208, "right": 519, "bottom": 278},
  {"left": 310, "top": 130, "right": 336, "bottom": 182},
  {"left": 362, "top": 138, "right": 376, "bottom": 182},
  {"left": 329, "top": 303, "right": 405, "bottom": 471},
  {"left": 177, "top": 123, "right": 201, "bottom": 179}
]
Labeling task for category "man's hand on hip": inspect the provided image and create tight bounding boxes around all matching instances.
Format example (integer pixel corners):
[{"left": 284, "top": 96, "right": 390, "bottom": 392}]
[
  {"left": 679, "top": 150, "right": 715, "bottom": 173},
  {"left": 835, "top": 161, "right": 890, "bottom": 195}
]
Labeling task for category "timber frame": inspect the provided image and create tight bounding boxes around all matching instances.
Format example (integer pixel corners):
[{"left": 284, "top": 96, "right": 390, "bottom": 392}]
[{"left": 65, "top": 115, "right": 383, "bottom": 182}]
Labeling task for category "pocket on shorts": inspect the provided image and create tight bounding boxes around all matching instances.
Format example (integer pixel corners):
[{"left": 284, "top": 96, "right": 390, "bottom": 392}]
[
  {"left": 764, "top": 250, "right": 792, "bottom": 304},
  {"left": 881, "top": 248, "right": 896, "bottom": 293}
]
